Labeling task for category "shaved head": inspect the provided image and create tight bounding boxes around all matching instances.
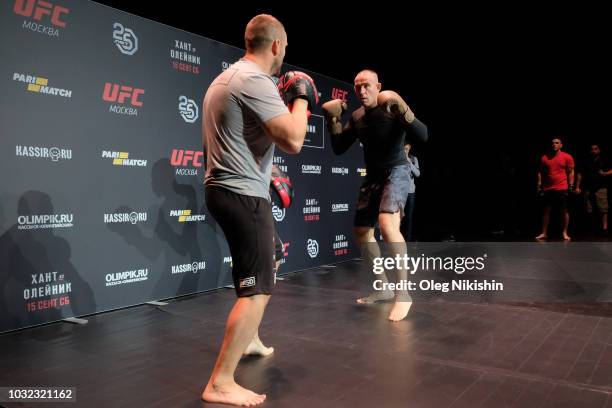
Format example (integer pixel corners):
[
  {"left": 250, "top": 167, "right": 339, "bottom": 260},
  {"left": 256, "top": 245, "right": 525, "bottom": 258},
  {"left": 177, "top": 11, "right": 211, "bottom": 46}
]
[
  {"left": 355, "top": 69, "right": 379, "bottom": 83},
  {"left": 245, "top": 14, "right": 286, "bottom": 53}
]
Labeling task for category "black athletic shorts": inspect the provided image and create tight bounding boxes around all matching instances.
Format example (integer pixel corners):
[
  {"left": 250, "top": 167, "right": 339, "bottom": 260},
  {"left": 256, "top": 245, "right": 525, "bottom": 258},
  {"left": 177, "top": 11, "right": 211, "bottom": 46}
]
[
  {"left": 205, "top": 186, "right": 275, "bottom": 297},
  {"left": 542, "top": 189, "right": 568, "bottom": 210}
]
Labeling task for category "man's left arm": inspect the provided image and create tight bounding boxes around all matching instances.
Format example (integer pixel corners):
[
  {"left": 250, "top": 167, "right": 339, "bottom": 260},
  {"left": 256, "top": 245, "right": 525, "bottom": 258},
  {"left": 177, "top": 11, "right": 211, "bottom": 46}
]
[
  {"left": 409, "top": 156, "right": 421, "bottom": 178},
  {"left": 378, "top": 90, "right": 428, "bottom": 144},
  {"left": 567, "top": 155, "right": 575, "bottom": 191}
]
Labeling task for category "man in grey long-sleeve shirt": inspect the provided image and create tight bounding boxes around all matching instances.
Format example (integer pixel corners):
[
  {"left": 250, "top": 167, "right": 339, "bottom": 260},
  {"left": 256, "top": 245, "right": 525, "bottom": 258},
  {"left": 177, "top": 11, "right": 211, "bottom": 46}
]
[{"left": 401, "top": 143, "right": 420, "bottom": 241}]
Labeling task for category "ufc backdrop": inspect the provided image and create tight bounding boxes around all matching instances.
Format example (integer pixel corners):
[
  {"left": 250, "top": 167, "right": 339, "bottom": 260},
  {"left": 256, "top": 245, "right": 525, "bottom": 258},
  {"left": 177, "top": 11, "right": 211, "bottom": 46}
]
[{"left": 0, "top": 0, "right": 365, "bottom": 332}]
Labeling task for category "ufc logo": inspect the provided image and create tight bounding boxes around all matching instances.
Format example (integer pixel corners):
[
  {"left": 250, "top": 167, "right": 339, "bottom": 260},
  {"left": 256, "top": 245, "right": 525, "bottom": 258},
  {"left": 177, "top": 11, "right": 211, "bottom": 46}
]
[
  {"left": 331, "top": 88, "right": 348, "bottom": 101},
  {"left": 170, "top": 149, "right": 203, "bottom": 167},
  {"left": 102, "top": 83, "right": 145, "bottom": 107},
  {"left": 14, "top": 0, "right": 69, "bottom": 27}
]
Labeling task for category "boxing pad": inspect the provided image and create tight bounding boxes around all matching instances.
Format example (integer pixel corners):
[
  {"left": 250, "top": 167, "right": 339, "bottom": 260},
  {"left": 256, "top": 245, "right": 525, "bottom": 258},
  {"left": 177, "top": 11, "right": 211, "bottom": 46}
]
[
  {"left": 277, "top": 71, "right": 319, "bottom": 113},
  {"left": 270, "top": 165, "right": 294, "bottom": 208}
]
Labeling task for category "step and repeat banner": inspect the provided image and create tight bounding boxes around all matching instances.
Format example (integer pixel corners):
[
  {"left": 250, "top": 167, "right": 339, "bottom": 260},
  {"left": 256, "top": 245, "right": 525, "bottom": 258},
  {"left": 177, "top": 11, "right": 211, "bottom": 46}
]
[{"left": 0, "top": 0, "right": 365, "bottom": 332}]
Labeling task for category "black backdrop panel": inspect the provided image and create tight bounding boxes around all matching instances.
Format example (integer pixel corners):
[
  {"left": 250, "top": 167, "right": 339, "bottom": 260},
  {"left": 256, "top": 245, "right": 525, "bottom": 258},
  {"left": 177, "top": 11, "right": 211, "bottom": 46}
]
[{"left": 0, "top": 0, "right": 364, "bottom": 332}]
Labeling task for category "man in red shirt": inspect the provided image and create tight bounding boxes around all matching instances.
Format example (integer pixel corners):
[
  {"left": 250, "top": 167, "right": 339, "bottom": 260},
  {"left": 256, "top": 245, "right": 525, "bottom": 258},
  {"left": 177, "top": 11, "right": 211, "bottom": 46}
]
[{"left": 536, "top": 137, "right": 575, "bottom": 240}]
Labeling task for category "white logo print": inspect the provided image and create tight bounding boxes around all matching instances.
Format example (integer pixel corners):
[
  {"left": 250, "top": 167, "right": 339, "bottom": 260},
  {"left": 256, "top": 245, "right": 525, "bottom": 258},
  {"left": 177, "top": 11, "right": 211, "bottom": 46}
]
[
  {"left": 113, "top": 23, "right": 138, "bottom": 55},
  {"left": 178, "top": 96, "right": 199, "bottom": 123},
  {"left": 240, "top": 277, "right": 256, "bottom": 288},
  {"left": 104, "top": 212, "right": 147, "bottom": 224},
  {"left": 48, "top": 147, "right": 60, "bottom": 161},
  {"left": 307, "top": 239, "right": 319, "bottom": 258},
  {"left": 171, "top": 261, "right": 205, "bottom": 274},
  {"left": 129, "top": 212, "right": 138, "bottom": 224},
  {"left": 16, "top": 145, "right": 72, "bottom": 161},
  {"left": 272, "top": 203, "right": 286, "bottom": 222}
]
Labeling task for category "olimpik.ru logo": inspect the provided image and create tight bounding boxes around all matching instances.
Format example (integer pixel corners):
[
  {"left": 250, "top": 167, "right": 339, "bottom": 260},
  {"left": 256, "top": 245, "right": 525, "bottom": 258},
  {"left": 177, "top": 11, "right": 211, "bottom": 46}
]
[
  {"left": 178, "top": 96, "right": 199, "bottom": 123},
  {"left": 331, "top": 203, "right": 349, "bottom": 213},
  {"left": 17, "top": 213, "right": 74, "bottom": 230},
  {"left": 113, "top": 22, "right": 138, "bottom": 55},
  {"left": 302, "top": 164, "right": 322, "bottom": 175},
  {"left": 105, "top": 268, "right": 148, "bottom": 287}
]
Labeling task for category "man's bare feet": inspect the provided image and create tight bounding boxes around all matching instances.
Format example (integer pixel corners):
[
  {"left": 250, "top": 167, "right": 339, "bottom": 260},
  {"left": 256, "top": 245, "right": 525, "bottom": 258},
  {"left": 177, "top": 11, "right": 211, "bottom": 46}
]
[
  {"left": 243, "top": 337, "right": 274, "bottom": 357},
  {"left": 563, "top": 233, "right": 571, "bottom": 241},
  {"left": 202, "top": 380, "right": 266, "bottom": 406},
  {"left": 535, "top": 233, "right": 547, "bottom": 240},
  {"left": 388, "top": 301, "right": 412, "bottom": 321},
  {"left": 356, "top": 290, "right": 394, "bottom": 304}
]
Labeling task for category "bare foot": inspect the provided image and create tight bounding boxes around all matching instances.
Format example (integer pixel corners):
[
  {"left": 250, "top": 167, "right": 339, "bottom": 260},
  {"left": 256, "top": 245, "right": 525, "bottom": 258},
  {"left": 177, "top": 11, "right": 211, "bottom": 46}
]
[
  {"left": 535, "top": 234, "right": 547, "bottom": 240},
  {"left": 388, "top": 301, "right": 412, "bottom": 321},
  {"left": 356, "top": 290, "right": 394, "bottom": 304},
  {"left": 202, "top": 380, "right": 266, "bottom": 406},
  {"left": 563, "top": 233, "right": 571, "bottom": 241},
  {"left": 244, "top": 337, "right": 274, "bottom": 357}
]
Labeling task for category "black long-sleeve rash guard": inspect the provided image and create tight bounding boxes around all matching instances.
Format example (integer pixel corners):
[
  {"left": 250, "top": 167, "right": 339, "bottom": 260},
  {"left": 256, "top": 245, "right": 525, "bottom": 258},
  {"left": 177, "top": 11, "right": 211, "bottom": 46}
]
[{"left": 330, "top": 105, "right": 428, "bottom": 174}]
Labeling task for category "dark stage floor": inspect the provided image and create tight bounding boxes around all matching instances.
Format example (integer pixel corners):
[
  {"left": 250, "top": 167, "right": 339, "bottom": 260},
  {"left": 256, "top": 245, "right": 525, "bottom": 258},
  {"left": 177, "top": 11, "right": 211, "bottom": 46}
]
[{"left": 2, "top": 259, "right": 612, "bottom": 408}]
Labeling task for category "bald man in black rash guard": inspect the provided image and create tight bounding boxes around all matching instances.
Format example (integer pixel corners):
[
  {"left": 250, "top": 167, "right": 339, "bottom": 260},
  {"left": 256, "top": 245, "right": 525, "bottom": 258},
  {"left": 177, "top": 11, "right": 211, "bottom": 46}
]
[{"left": 322, "top": 69, "right": 428, "bottom": 321}]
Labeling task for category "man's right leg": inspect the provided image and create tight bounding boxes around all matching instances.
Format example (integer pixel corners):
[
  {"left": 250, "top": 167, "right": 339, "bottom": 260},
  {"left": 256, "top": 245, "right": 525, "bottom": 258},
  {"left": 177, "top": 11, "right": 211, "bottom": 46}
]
[
  {"left": 243, "top": 236, "right": 283, "bottom": 358},
  {"left": 379, "top": 211, "right": 411, "bottom": 321},
  {"left": 562, "top": 209, "right": 571, "bottom": 240},
  {"left": 536, "top": 206, "right": 551, "bottom": 240},
  {"left": 560, "top": 192, "right": 571, "bottom": 240},
  {"left": 203, "top": 294, "right": 270, "bottom": 406},
  {"left": 203, "top": 186, "right": 275, "bottom": 406}
]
